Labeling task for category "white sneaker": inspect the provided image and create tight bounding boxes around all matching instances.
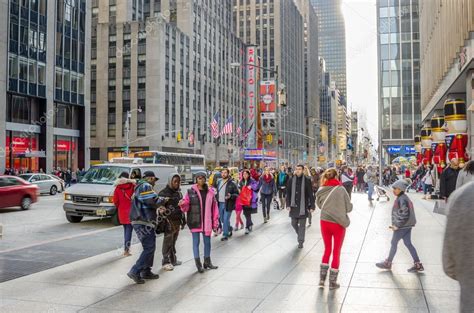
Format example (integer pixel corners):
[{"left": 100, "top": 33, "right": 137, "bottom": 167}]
[{"left": 162, "top": 263, "right": 174, "bottom": 271}]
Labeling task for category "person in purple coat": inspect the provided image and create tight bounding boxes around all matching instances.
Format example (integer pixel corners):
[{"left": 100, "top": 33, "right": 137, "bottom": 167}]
[{"left": 239, "top": 169, "right": 259, "bottom": 234}]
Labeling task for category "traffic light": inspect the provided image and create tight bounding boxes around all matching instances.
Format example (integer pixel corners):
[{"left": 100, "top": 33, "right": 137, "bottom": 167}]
[
  {"left": 278, "top": 138, "right": 283, "bottom": 147},
  {"left": 266, "top": 133, "right": 273, "bottom": 143}
]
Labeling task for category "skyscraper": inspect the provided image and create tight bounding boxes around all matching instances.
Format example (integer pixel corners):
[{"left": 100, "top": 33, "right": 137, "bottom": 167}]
[
  {"left": 233, "top": 0, "right": 306, "bottom": 163},
  {"left": 1, "top": 0, "right": 91, "bottom": 173},
  {"left": 90, "top": 0, "right": 246, "bottom": 165},
  {"left": 312, "top": 0, "right": 347, "bottom": 100},
  {"left": 377, "top": 0, "right": 421, "bottom": 162}
]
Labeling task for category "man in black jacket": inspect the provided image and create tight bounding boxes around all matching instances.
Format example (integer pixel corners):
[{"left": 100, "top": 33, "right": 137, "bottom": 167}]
[
  {"left": 158, "top": 173, "right": 185, "bottom": 271},
  {"left": 216, "top": 168, "right": 240, "bottom": 241},
  {"left": 286, "top": 165, "right": 315, "bottom": 248},
  {"left": 440, "top": 158, "right": 460, "bottom": 200}
]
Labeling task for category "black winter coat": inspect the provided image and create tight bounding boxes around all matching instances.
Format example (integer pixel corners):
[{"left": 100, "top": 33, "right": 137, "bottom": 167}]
[
  {"left": 216, "top": 178, "right": 240, "bottom": 212},
  {"left": 440, "top": 167, "right": 460, "bottom": 199},
  {"left": 158, "top": 185, "right": 185, "bottom": 223},
  {"left": 285, "top": 175, "right": 315, "bottom": 218}
]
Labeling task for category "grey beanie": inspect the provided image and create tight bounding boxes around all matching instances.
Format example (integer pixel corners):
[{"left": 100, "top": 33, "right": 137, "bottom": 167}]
[
  {"left": 392, "top": 179, "right": 411, "bottom": 192},
  {"left": 194, "top": 171, "right": 207, "bottom": 181}
]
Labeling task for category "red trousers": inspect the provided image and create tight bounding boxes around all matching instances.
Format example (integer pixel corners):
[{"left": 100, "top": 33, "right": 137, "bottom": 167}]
[{"left": 320, "top": 220, "right": 346, "bottom": 269}]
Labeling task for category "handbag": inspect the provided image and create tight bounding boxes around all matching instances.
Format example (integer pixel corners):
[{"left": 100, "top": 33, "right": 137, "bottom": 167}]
[
  {"left": 273, "top": 197, "right": 280, "bottom": 210},
  {"left": 240, "top": 186, "right": 252, "bottom": 206},
  {"left": 433, "top": 200, "right": 448, "bottom": 216}
]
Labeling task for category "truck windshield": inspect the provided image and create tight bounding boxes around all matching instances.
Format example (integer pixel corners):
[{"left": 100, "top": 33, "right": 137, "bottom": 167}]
[{"left": 79, "top": 166, "right": 129, "bottom": 185}]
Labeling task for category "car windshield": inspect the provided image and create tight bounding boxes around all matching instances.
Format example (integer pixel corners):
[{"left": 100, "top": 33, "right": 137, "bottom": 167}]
[
  {"left": 19, "top": 174, "right": 33, "bottom": 181},
  {"left": 79, "top": 166, "right": 129, "bottom": 185}
]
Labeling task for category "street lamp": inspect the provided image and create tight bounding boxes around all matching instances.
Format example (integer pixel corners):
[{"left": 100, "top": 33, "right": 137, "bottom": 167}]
[
  {"left": 125, "top": 107, "right": 142, "bottom": 156},
  {"left": 230, "top": 62, "right": 281, "bottom": 167}
]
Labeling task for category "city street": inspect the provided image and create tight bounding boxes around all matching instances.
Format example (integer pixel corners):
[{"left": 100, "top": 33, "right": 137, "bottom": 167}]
[{"left": 0, "top": 191, "right": 460, "bottom": 312}]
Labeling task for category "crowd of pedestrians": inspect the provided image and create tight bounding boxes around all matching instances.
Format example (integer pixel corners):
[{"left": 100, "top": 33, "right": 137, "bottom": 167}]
[{"left": 110, "top": 159, "right": 473, "bottom": 311}]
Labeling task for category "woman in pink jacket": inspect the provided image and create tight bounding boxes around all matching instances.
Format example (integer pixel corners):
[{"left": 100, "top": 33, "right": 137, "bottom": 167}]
[{"left": 180, "top": 171, "right": 219, "bottom": 273}]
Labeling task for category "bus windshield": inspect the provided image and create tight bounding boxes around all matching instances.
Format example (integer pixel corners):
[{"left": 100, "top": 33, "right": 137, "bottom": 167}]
[{"left": 79, "top": 166, "right": 129, "bottom": 185}]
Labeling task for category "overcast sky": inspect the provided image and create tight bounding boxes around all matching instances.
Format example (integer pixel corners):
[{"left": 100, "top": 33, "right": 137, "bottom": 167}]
[{"left": 342, "top": 0, "right": 378, "bottom": 145}]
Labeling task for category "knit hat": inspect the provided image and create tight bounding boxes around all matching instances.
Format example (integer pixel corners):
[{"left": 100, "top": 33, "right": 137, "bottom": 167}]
[
  {"left": 392, "top": 178, "right": 411, "bottom": 192},
  {"left": 195, "top": 171, "right": 207, "bottom": 181}
]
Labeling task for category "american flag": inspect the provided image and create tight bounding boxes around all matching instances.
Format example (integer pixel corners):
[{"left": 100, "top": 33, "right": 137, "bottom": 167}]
[
  {"left": 236, "top": 118, "right": 245, "bottom": 137},
  {"left": 220, "top": 115, "right": 233, "bottom": 135},
  {"left": 210, "top": 112, "right": 220, "bottom": 138}
]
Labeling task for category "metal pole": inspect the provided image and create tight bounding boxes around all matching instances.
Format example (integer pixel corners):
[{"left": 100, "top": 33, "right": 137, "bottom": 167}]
[
  {"left": 275, "top": 65, "right": 280, "bottom": 168},
  {"left": 125, "top": 111, "right": 131, "bottom": 157}
]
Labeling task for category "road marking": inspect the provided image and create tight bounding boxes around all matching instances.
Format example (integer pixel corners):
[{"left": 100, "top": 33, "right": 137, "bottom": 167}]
[{"left": 0, "top": 226, "right": 119, "bottom": 254}]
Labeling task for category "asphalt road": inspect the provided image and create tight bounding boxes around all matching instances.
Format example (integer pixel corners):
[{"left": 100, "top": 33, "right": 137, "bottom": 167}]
[{"left": 0, "top": 184, "right": 191, "bottom": 282}]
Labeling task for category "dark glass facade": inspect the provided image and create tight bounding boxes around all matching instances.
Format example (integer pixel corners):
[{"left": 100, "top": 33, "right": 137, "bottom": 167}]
[
  {"left": 5, "top": 0, "right": 87, "bottom": 172},
  {"left": 312, "top": 0, "right": 347, "bottom": 99},
  {"left": 378, "top": 0, "right": 420, "bottom": 143}
]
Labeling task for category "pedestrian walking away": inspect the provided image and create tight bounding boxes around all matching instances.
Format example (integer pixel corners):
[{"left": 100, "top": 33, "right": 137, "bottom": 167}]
[
  {"left": 113, "top": 172, "right": 136, "bottom": 257},
  {"left": 215, "top": 168, "right": 239, "bottom": 241},
  {"left": 443, "top": 181, "right": 474, "bottom": 313},
  {"left": 340, "top": 166, "right": 354, "bottom": 199},
  {"left": 180, "top": 171, "right": 219, "bottom": 273},
  {"left": 277, "top": 165, "right": 289, "bottom": 209},
  {"left": 260, "top": 167, "right": 277, "bottom": 223},
  {"left": 355, "top": 166, "right": 366, "bottom": 193},
  {"left": 316, "top": 168, "right": 352, "bottom": 289},
  {"left": 158, "top": 173, "right": 185, "bottom": 271},
  {"left": 455, "top": 160, "right": 474, "bottom": 189},
  {"left": 365, "top": 166, "right": 377, "bottom": 201},
  {"left": 285, "top": 165, "right": 315, "bottom": 249},
  {"left": 127, "top": 171, "right": 168, "bottom": 284},
  {"left": 376, "top": 179, "right": 424, "bottom": 273},
  {"left": 239, "top": 169, "right": 259, "bottom": 234},
  {"left": 439, "top": 158, "right": 460, "bottom": 200}
]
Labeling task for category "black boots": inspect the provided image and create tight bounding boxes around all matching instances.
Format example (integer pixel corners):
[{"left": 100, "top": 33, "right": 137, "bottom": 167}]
[
  {"left": 203, "top": 257, "right": 218, "bottom": 270},
  {"left": 329, "top": 269, "right": 340, "bottom": 290},
  {"left": 195, "top": 258, "right": 204, "bottom": 273},
  {"left": 319, "top": 263, "right": 329, "bottom": 287}
]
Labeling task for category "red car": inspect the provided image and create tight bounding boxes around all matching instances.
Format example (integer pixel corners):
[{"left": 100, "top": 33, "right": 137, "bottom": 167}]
[{"left": 0, "top": 176, "right": 39, "bottom": 210}]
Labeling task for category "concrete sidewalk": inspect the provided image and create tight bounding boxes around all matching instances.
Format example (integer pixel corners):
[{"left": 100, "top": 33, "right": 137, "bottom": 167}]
[{"left": 0, "top": 192, "right": 460, "bottom": 312}]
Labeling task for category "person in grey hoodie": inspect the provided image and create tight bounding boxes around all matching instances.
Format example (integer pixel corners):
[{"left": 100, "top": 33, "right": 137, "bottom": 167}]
[
  {"left": 376, "top": 179, "right": 424, "bottom": 273},
  {"left": 443, "top": 181, "right": 474, "bottom": 313},
  {"left": 455, "top": 160, "right": 474, "bottom": 189},
  {"left": 316, "top": 168, "right": 352, "bottom": 290}
]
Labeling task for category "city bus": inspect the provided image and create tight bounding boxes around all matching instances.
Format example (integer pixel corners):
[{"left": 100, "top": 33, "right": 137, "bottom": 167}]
[{"left": 133, "top": 151, "right": 205, "bottom": 183}]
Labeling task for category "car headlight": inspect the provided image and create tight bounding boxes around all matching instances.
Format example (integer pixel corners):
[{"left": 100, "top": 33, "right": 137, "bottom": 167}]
[
  {"left": 102, "top": 196, "right": 114, "bottom": 203},
  {"left": 64, "top": 193, "right": 72, "bottom": 200}
]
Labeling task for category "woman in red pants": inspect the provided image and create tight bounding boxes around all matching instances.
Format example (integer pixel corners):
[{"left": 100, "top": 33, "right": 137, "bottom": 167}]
[{"left": 316, "top": 168, "right": 353, "bottom": 289}]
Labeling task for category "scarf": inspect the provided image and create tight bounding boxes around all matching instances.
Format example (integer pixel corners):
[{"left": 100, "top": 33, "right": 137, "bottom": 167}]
[
  {"left": 324, "top": 178, "right": 342, "bottom": 187},
  {"left": 278, "top": 172, "right": 286, "bottom": 185},
  {"left": 263, "top": 174, "right": 273, "bottom": 183},
  {"left": 290, "top": 175, "right": 306, "bottom": 216}
]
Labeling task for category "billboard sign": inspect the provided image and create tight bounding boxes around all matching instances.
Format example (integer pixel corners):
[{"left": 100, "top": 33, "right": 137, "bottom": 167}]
[{"left": 260, "top": 80, "right": 276, "bottom": 113}]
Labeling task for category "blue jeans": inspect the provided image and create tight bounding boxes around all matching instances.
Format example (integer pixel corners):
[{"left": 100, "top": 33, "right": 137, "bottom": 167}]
[
  {"left": 423, "top": 183, "right": 432, "bottom": 195},
  {"left": 219, "top": 202, "right": 233, "bottom": 237},
  {"left": 218, "top": 202, "right": 225, "bottom": 230},
  {"left": 388, "top": 228, "right": 420, "bottom": 262},
  {"left": 123, "top": 224, "right": 133, "bottom": 251},
  {"left": 130, "top": 224, "right": 156, "bottom": 275},
  {"left": 367, "top": 182, "right": 374, "bottom": 200},
  {"left": 192, "top": 232, "right": 211, "bottom": 258}
]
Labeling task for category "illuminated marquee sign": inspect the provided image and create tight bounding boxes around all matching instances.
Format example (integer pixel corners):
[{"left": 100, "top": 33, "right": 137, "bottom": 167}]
[{"left": 246, "top": 46, "right": 257, "bottom": 148}]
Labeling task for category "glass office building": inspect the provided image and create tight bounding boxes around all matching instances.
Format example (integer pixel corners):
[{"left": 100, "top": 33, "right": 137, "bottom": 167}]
[
  {"left": 2, "top": 0, "right": 89, "bottom": 172},
  {"left": 377, "top": 0, "right": 420, "bottom": 160},
  {"left": 312, "top": 0, "right": 347, "bottom": 100}
]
